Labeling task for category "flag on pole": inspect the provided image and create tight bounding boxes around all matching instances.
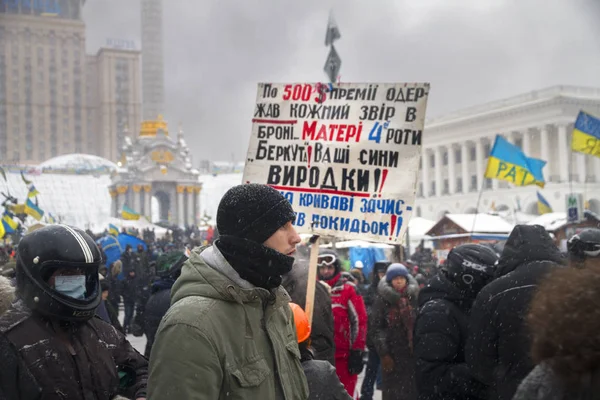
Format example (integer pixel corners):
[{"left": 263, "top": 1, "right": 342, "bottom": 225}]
[
  {"left": 108, "top": 223, "right": 119, "bottom": 236},
  {"left": 28, "top": 184, "right": 40, "bottom": 198},
  {"left": 484, "top": 135, "right": 547, "bottom": 188},
  {"left": 20, "top": 171, "right": 32, "bottom": 185},
  {"left": 537, "top": 191, "right": 553, "bottom": 215},
  {"left": 325, "top": 11, "right": 341, "bottom": 46},
  {"left": 121, "top": 205, "right": 140, "bottom": 220},
  {"left": 0, "top": 166, "right": 6, "bottom": 181},
  {"left": 571, "top": 111, "right": 600, "bottom": 158},
  {"left": 24, "top": 198, "right": 44, "bottom": 220}
]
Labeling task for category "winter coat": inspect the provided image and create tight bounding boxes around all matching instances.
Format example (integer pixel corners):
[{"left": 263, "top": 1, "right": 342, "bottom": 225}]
[
  {"left": 325, "top": 273, "right": 368, "bottom": 357},
  {"left": 466, "top": 225, "right": 565, "bottom": 400},
  {"left": 0, "top": 332, "right": 41, "bottom": 400},
  {"left": 105, "top": 300, "right": 124, "bottom": 334},
  {"left": 0, "top": 301, "right": 148, "bottom": 400},
  {"left": 282, "top": 261, "right": 336, "bottom": 365},
  {"left": 0, "top": 278, "right": 40, "bottom": 400},
  {"left": 121, "top": 275, "right": 137, "bottom": 304},
  {"left": 143, "top": 277, "right": 174, "bottom": 358},
  {"left": 302, "top": 359, "right": 352, "bottom": 400},
  {"left": 370, "top": 279, "right": 417, "bottom": 400},
  {"left": 414, "top": 273, "right": 486, "bottom": 400},
  {"left": 367, "top": 276, "right": 419, "bottom": 350},
  {"left": 147, "top": 245, "right": 309, "bottom": 400},
  {"left": 512, "top": 363, "right": 600, "bottom": 400}
]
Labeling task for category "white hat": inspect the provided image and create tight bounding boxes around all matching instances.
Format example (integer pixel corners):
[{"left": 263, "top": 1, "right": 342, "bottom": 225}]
[{"left": 354, "top": 260, "right": 364, "bottom": 269}]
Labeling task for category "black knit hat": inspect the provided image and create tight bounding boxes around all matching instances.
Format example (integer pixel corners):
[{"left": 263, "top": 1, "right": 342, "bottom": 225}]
[{"left": 217, "top": 184, "right": 296, "bottom": 244}]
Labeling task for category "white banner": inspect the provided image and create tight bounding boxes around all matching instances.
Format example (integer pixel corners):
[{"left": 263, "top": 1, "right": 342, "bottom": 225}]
[{"left": 243, "top": 82, "right": 430, "bottom": 244}]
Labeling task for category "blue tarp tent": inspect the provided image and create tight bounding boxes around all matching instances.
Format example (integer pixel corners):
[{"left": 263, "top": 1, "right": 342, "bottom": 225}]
[
  {"left": 97, "top": 233, "right": 147, "bottom": 280},
  {"left": 348, "top": 246, "right": 387, "bottom": 281}
]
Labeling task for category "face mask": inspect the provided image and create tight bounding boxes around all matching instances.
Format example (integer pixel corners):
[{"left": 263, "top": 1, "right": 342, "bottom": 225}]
[{"left": 54, "top": 275, "right": 87, "bottom": 300}]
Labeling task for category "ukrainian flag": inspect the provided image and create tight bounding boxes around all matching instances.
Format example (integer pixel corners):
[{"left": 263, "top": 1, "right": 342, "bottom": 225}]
[
  {"left": 2, "top": 212, "right": 18, "bottom": 233},
  {"left": 24, "top": 199, "right": 44, "bottom": 221},
  {"left": 47, "top": 213, "right": 57, "bottom": 224},
  {"left": 28, "top": 185, "right": 40, "bottom": 198},
  {"left": 108, "top": 223, "right": 119, "bottom": 236},
  {"left": 537, "top": 191, "right": 553, "bottom": 215},
  {"left": 572, "top": 111, "right": 600, "bottom": 158},
  {"left": 484, "top": 135, "right": 547, "bottom": 188},
  {"left": 0, "top": 220, "right": 4, "bottom": 239},
  {"left": 121, "top": 205, "right": 140, "bottom": 221}
]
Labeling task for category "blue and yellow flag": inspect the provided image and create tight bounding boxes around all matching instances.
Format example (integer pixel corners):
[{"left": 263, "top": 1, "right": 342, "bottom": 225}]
[
  {"left": 47, "top": 213, "right": 57, "bottom": 224},
  {"left": 24, "top": 198, "right": 44, "bottom": 221},
  {"left": 484, "top": 135, "right": 547, "bottom": 188},
  {"left": 537, "top": 191, "right": 553, "bottom": 215},
  {"left": 2, "top": 211, "right": 18, "bottom": 233},
  {"left": 121, "top": 205, "right": 140, "bottom": 221},
  {"left": 572, "top": 111, "right": 600, "bottom": 158},
  {"left": 108, "top": 223, "right": 119, "bottom": 236},
  {"left": 28, "top": 184, "right": 40, "bottom": 198}
]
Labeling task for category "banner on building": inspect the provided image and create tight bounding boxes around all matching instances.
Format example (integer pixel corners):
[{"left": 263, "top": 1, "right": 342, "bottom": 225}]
[{"left": 243, "top": 82, "right": 430, "bottom": 243}]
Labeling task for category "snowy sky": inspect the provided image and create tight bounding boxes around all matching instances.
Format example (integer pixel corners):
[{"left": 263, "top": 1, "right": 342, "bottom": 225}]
[{"left": 82, "top": 0, "right": 600, "bottom": 163}]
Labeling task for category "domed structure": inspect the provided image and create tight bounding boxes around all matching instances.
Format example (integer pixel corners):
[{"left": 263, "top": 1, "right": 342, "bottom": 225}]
[
  {"left": 109, "top": 117, "right": 201, "bottom": 227},
  {"left": 39, "top": 154, "right": 117, "bottom": 174}
]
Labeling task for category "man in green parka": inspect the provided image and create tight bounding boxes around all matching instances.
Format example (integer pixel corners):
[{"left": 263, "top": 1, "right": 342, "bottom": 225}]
[{"left": 148, "top": 184, "right": 309, "bottom": 399}]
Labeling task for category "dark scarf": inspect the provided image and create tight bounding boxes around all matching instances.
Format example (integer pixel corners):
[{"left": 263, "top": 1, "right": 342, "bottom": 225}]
[{"left": 215, "top": 235, "right": 295, "bottom": 290}]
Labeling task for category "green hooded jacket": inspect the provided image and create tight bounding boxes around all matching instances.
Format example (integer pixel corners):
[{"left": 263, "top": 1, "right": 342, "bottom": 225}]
[{"left": 147, "top": 245, "right": 309, "bottom": 400}]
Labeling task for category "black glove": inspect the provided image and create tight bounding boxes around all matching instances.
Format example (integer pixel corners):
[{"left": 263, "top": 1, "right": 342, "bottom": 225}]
[{"left": 348, "top": 350, "right": 365, "bottom": 375}]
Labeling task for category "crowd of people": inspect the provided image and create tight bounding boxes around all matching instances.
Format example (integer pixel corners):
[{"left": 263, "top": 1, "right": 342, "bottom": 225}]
[{"left": 0, "top": 183, "right": 599, "bottom": 400}]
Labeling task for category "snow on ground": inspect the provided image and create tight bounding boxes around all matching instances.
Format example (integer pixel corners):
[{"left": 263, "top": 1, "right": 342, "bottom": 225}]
[{"left": 1, "top": 170, "right": 112, "bottom": 230}]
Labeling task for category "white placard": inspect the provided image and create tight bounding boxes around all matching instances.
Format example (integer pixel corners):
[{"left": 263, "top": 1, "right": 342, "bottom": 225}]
[{"left": 243, "top": 82, "right": 430, "bottom": 244}]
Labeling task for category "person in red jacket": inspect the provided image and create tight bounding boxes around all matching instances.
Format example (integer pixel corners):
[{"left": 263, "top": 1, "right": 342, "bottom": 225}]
[{"left": 318, "top": 249, "right": 368, "bottom": 396}]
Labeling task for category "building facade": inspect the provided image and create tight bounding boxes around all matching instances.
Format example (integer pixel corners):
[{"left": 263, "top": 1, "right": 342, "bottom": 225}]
[
  {"left": 109, "top": 116, "right": 201, "bottom": 227},
  {"left": 417, "top": 85, "right": 600, "bottom": 220},
  {"left": 87, "top": 48, "right": 142, "bottom": 162},
  {"left": 141, "top": 0, "right": 165, "bottom": 120},
  {"left": 0, "top": 0, "right": 141, "bottom": 164}
]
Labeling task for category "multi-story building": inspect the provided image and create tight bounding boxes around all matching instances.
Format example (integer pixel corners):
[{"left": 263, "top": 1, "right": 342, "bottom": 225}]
[
  {"left": 417, "top": 85, "right": 600, "bottom": 220},
  {"left": 0, "top": 0, "right": 141, "bottom": 164},
  {"left": 141, "top": 0, "right": 165, "bottom": 120},
  {"left": 87, "top": 47, "right": 142, "bottom": 162}
]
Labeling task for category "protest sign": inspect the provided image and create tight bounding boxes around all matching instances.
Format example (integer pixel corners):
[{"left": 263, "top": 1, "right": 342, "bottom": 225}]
[{"left": 243, "top": 82, "right": 430, "bottom": 243}]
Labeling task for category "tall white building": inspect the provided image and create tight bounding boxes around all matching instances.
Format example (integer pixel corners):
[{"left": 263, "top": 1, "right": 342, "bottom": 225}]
[
  {"left": 416, "top": 85, "right": 600, "bottom": 220},
  {"left": 141, "top": 0, "right": 165, "bottom": 120}
]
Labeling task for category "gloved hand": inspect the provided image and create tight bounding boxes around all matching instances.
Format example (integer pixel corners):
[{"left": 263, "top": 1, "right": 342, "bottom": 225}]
[{"left": 348, "top": 350, "right": 365, "bottom": 375}]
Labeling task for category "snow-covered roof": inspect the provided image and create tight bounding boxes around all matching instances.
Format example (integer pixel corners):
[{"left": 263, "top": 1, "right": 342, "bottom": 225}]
[
  {"left": 427, "top": 213, "right": 515, "bottom": 236},
  {"left": 38, "top": 154, "right": 117, "bottom": 173},
  {"left": 527, "top": 212, "right": 568, "bottom": 232},
  {"left": 408, "top": 217, "right": 436, "bottom": 239}
]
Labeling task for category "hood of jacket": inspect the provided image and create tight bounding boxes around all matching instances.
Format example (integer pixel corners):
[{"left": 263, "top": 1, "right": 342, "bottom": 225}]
[
  {"left": 170, "top": 245, "right": 288, "bottom": 307},
  {"left": 417, "top": 273, "right": 474, "bottom": 311},
  {"left": 495, "top": 224, "right": 565, "bottom": 277},
  {"left": 377, "top": 274, "right": 419, "bottom": 303},
  {"left": 0, "top": 275, "right": 15, "bottom": 316}
]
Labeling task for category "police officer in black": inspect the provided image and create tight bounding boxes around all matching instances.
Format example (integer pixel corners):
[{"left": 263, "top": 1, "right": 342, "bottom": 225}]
[{"left": 0, "top": 225, "right": 148, "bottom": 400}]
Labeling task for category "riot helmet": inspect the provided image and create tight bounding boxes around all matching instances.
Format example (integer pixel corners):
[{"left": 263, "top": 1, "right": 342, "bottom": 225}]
[
  {"left": 442, "top": 243, "right": 499, "bottom": 297},
  {"left": 567, "top": 228, "right": 600, "bottom": 265},
  {"left": 16, "top": 224, "right": 102, "bottom": 322}
]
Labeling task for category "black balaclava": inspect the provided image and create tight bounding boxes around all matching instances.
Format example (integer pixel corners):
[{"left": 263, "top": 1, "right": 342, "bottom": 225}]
[{"left": 214, "top": 184, "right": 296, "bottom": 290}]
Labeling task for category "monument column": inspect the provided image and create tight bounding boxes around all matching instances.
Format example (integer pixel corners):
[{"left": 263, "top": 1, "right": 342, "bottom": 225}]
[
  {"left": 143, "top": 184, "right": 152, "bottom": 219},
  {"left": 116, "top": 185, "right": 128, "bottom": 217},
  {"left": 109, "top": 188, "right": 118, "bottom": 217},
  {"left": 176, "top": 185, "right": 185, "bottom": 227},
  {"left": 194, "top": 186, "right": 202, "bottom": 225},
  {"left": 132, "top": 185, "right": 141, "bottom": 214},
  {"left": 186, "top": 186, "right": 195, "bottom": 226}
]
